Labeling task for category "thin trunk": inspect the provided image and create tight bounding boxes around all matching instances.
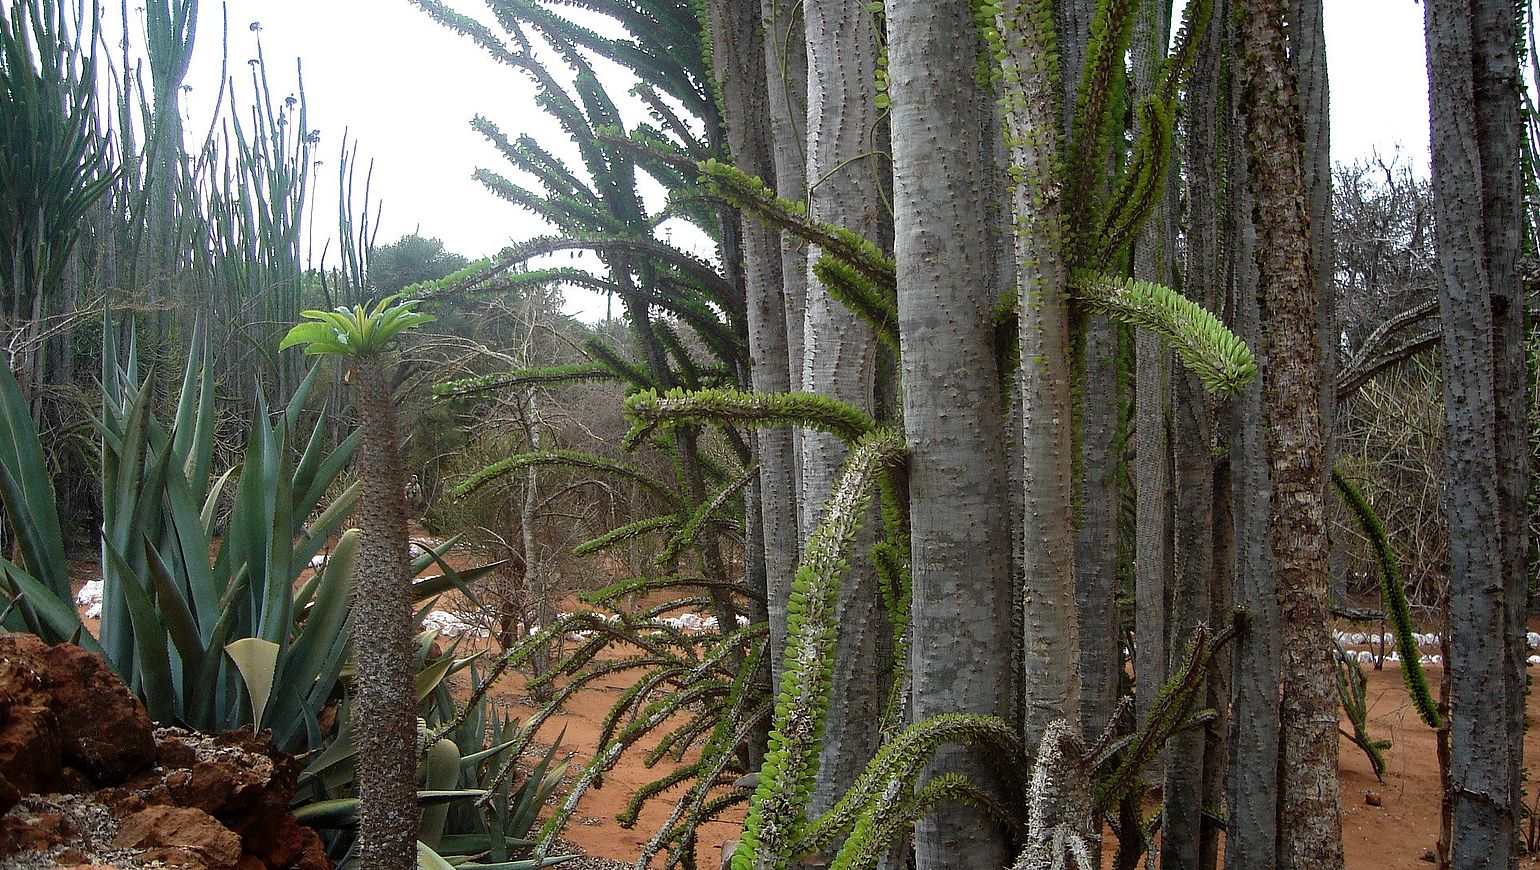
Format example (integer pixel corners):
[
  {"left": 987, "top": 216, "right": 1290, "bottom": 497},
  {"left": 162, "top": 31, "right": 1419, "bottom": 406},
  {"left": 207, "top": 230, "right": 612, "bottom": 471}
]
[
  {"left": 996, "top": 0, "right": 1080, "bottom": 749},
  {"left": 762, "top": 0, "right": 808, "bottom": 548},
  {"left": 1223, "top": 78, "right": 1281, "bottom": 870},
  {"left": 1424, "top": 1, "right": 1528, "bottom": 864},
  {"left": 1076, "top": 322, "right": 1121, "bottom": 741},
  {"left": 1202, "top": 457, "right": 1235, "bottom": 870},
  {"left": 1237, "top": 1, "right": 1344, "bottom": 865},
  {"left": 1164, "top": 9, "right": 1224, "bottom": 862},
  {"left": 888, "top": 1, "right": 1013, "bottom": 865},
  {"left": 351, "top": 358, "right": 420, "bottom": 870},
  {"left": 1131, "top": 0, "right": 1175, "bottom": 776},
  {"left": 706, "top": 0, "right": 797, "bottom": 681},
  {"left": 802, "top": 0, "right": 890, "bottom": 813}
]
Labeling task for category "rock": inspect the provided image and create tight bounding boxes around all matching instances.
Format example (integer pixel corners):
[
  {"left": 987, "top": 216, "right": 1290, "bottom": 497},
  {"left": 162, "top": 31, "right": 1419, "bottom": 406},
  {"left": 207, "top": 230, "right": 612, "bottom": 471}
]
[
  {"left": 114, "top": 805, "right": 242, "bottom": 868},
  {"left": 0, "top": 634, "right": 155, "bottom": 786},
  {"left": 37, "top": 642, "right": 155, "bottom": 784},
  {"left": 0, "top": 704, "right": 60, "bottom": 794},
  {"left": 0, "top": 640, "right": 331, "bottom": 868}
]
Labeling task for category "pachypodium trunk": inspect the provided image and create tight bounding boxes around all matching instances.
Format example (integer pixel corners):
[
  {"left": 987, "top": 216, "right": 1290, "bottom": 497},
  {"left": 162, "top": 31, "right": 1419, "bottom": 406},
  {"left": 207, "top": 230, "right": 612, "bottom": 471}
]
[
  {"left": 705, "top": 0, "right": 798, "bottom": 682},
  {"left": 995, "top": 0, "right": 1082, "bottom": 751},
  {"left": 1236, "top": 0, "right": 1343, "bottom": 866},
  {"left": 802, "top": 0, "right": 892, "bottom": 816},
  {"left": 1424, "top": 0, "right": 1529, "bottom": 864},
  {"left": 887, "top": 0, "right": 1014, "bottom": 865},
  {"left": 350, "top": 358, "right": 421, "bottom": 869}
]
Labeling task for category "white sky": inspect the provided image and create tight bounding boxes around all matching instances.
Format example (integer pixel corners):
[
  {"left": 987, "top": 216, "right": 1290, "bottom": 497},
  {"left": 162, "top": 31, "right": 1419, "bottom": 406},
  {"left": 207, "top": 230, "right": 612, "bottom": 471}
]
[{"left": 151, "top": 0, "right": 1433, "bottom": 320}]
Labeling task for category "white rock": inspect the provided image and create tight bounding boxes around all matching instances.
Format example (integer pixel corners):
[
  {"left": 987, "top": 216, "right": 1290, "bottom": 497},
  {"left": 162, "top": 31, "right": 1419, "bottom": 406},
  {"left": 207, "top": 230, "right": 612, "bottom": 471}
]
[
  {"left": 74, "top": 579, "right": 104, "bottom": 619},
  {"left": 1357, "top": 651, "right": 1374, "bottom": 664},
  {"left": 1526, "top": 632, "right": 1540, "bottom": 649},
  {"left": 421, "top": 610, "right": 488, "bottom": 638},
  {"left": 1528, "top": 655, "right": 1540, "bottom": 666}
]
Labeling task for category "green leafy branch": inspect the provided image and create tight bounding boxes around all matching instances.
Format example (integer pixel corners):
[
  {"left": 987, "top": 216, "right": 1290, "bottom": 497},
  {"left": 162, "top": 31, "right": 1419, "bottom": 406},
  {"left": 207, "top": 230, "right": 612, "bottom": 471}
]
[
  {"left": 624, "top": 388, "right": 878, "bottom": 449},
  {"left": 733, "top": 429, "right": 907, "bottom": 870},
  {"left": 1331, "top": 465, "right": 1441, "bottom": 728},
  {"left": 1072, "top": 271, "right": 1257, "bottom": 395}
]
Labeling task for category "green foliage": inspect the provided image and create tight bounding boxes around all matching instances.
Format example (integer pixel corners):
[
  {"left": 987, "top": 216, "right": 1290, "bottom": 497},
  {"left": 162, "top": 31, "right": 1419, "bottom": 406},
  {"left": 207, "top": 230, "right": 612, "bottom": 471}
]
[
  {"left": 624, "top": 388, "right": 877, "bottom": 450},
  {"left": 294, "top": 637, "right": 576, "bottom": 868},
  {"left": 697, "top": 158, "right": 897, "bottom": 297},
  {"left": 1072, "top": 271, "right": 1257, "bottom": 395},
  {"left": 280, "top": 293, "right": 436, "bottom": 358},
  {"left": 1331, "top": 465, "right": 1441, "bottom": 728},
  {"left": 1334, "top": 641, "right": 1390, "bottom": 782},
  {"left": 0, "top": 0, "right": 117, "bottom": 307},
  {"left": 734, "top": 429, "right": 907, "bottom": 870},
  {"left": 370, "top": 233, "right": 471, "bottom": 296},
  {"left": 433, "top": 364, "right": 617, "bottom": 398}
]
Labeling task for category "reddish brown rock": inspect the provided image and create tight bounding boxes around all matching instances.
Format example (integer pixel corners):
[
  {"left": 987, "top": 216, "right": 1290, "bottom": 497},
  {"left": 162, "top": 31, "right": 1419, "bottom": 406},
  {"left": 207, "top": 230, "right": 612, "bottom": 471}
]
[
  {"left": 0, "top": 704, "right": 62, "bottom": 795},
  {"left": 0, "top": 634, "right": 155, "bottom": 786},
  {"left": 114, "top": 805, "right": 242, "bottom": 868},
  {"left": 38, "top": 642, "right": 155, "bottom": 783}
]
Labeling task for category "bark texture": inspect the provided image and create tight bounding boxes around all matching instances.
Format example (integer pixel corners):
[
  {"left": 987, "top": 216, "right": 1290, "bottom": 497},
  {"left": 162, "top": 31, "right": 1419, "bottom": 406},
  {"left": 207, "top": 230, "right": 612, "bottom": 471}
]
[
  {"left": 1424, "top": 1, "right": 1529, "bottom": 865},
  {"left": 1237, "top": 1, "right": 1343, "bottom": 865},
  {"left": 706, "top": 0, "right": 798, "bottom": 683},
  {"left": 1130, "top": 0, "right": 1174, "bottom": 767},
  {"left": 995, "top": 0, "right": 1080, "bottom": 749},
  {"left": 1223, "top": 81, "right": 1282, "bottom": 870},
  {"left": 802, "top": 0, "right": 891, "bottom": 815},
  {"left": 887, "top": 2, "right": 1013, "bottom": 865},
  {"left": 351, "top": 359, "right": 420, "bottom": 870},
  {"left": 1163, "top": 10, "right": 1223, "bottom": 862}
]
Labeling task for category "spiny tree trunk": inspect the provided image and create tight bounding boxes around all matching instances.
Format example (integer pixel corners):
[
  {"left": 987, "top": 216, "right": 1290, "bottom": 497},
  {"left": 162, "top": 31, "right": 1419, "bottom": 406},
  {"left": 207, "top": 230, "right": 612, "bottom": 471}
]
[
  {"left": 802, "top": 0, "right": 891, "bottom": 815},
  {"left": 351, "top": 358, "right": 421, "bottom": 870},
  {"left": 1424, "top": 0, "right": 1529, "bottom": 864},
  {"left": 1222, "top": 73, "right": 1282, "bottom": 870},
  {"left": 995, "top": 0, "right": 1080, "bottom": 749},
  {"left": 887, "top": 1, "right": 1013, "bottom": 865},
  {"left": 760, "top": 0, "right": 808, "bottom": 553},
  {"left": 706, "top": 0, "right": 797, "bottom": 681},
  {"left": 1163, "top": 8, "right": 1224, "bottom": 862},
  {"left": 1236, "top": 1, "right": 1344, "bottom": 865},
  {"left": 1130, "top": 0, "right": 1175, "bottom": 774}
]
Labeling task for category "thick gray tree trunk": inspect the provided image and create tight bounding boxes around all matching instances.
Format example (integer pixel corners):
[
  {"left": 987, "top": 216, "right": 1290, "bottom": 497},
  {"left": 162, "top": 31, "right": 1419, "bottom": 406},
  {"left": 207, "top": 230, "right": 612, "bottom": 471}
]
[
  {"left": 1223, "top": 77, "right": 1282, "bottom": 870},
  {"left": 995, "top": 0, "right": 1080, "bottom": 750},
  {"left": 1237, "top": 1, "right": 1344, "bottom": 865},
  {"left": 887, "top": 2, "right": 1013, "bottom": 865},
  {"left": 706, "top": 0, "right": 798, "bottom": 682},
  {"left": 1163, "top": 9, "right": 1224, "bottom": 864},
  {"left": 802, "top": 0, "right": 891, "bottom": 816},
  {"left": 1424, "top": 1, "right": 1529, "bottom": 865}
]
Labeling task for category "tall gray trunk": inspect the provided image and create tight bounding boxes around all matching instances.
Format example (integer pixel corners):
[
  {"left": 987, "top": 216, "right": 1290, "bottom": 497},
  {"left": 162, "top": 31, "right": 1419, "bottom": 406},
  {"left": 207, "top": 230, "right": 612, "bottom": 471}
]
[
  {"left": 1424, "top": 1, "right": 1528, "bottom": 864},
  {"left": 1223, "top": 78, "right": 1282, "bottom": 870},
  {"left": 802, "top": 0, "right": 891, "bottom": 814},
  {"left": 995, "top": 0, "right": 1080, "bottom": 749},
  {"left": 887, "top": 2, "right": 1013, "bottom": 865},
  {"left": 1163, "top": 8, "right": 1224, "bottom": 863},
  {"left": 1237, "top": 0, "right": 1344, "bottom": 865},
  {"left": 706, "top": 0, "right": 798, "bottom": 681},
  {"left": 352, "top": 359, "right": 421, "bottom": 870},
  {"left": 762, "top": 0, "right": 808, "bottom": 544},
  {"left": 1130, "top": 0, "right": 1175, "bottom": 763}
]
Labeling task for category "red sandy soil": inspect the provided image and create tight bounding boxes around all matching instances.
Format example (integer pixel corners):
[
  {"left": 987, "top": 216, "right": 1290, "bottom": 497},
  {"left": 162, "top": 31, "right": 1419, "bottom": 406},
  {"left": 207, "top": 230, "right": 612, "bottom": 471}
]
[{"left": 63, "top": 552, "right": 1540, "bottom": 869}]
